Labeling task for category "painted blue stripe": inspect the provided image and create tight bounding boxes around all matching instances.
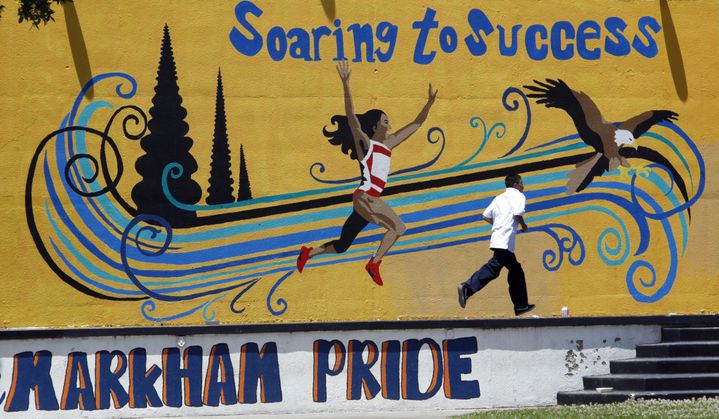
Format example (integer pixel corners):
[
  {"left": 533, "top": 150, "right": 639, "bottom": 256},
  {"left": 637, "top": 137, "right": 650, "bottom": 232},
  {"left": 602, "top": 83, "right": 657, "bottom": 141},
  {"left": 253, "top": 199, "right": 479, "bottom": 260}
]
[
  {"left": 39, "top": 108, "right": 696, "bottom": 300},
  {"left": 173, "top": 170, "right": 563, "bottom": 245},
  {"left": 623, "top": 190, "right": 678, "bottom": 303},
  {"left": 44, "top": 157, "right": 644, "bottom": 280},
  {"left": 527, "top": 133, "right": 581, "bottom": 151},
  {"left": 531, "top": 206, "right": 630, "bottom": 266},
  {"left": 646, "top": 171, "right": 688, "bottom": 254},
  {"left": 46, "top": 177, "right": 677, "bottom": 299},
  {"left": 45, "top": 155, "right": 128, "bottom": 270},
  {"left": 526, "top": 188, "right": 650, "bottom": 256},
  {"left": 49, "top": 238, "right": 143, "bottom": 296},
  {"left": 74, "top": 101, "right": 136, "bottom": 232},
  {"left": 642, "top": 132, "right": 693, "bottom": 188},
  {"left": 161, "top": 137, "right": 582, "bottom": 213}
]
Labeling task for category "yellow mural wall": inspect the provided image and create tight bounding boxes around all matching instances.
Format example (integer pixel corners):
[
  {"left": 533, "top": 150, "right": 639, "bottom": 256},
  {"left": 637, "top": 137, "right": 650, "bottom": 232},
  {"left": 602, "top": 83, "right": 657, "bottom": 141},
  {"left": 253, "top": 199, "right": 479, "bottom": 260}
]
[{"left": 0, "top": 0, "right": 717, "bottom": 328}]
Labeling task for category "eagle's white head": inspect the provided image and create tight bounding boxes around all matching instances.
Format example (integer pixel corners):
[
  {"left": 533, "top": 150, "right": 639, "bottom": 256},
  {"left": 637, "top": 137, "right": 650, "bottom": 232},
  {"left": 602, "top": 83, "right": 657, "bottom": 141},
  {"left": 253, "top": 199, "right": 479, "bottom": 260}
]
[{"left": 614, "top": 129, "right": 638, "bottom": 149}]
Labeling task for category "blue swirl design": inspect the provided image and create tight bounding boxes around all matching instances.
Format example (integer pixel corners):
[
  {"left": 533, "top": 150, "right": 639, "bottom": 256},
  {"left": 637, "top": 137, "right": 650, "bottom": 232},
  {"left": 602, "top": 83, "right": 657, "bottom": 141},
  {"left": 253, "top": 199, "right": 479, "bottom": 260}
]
[
  {"left": 230, "top": 278, "right": 260, "bottom": 314},
  {"left": 499, "top": 87, "right": 531, "bottom": 157},
  {"left": 527, "top": 224, "right": 585, "bottom": 271},
  {"left": 141, "top": 293, "right": 226, "bottom": 323},
  {"left": 597, "top": 222, "right": 629, "bottom": 267},
  {"left": 307, "top": 126, "right": 447, "bottom": 186},
  {"left": 458, "top": 86, "right": 531, "bottom": 168},
  {"left": 25, "top": 76, "right": 706, "bottom": 323},
  {"left": 630, "top": 123, "right": 705, "bottom": 220},
  {"left": 625, "top": 198, "right": 677, "bottom": 303},
  {"left": 456, "top": 117, "right": 506, "bottom": 167},
  {"left": 121, "top": 214, "right": 263, "bottom": 302},
  {"left": 266, "top": 270, "right": 295, "bottom": 316}
]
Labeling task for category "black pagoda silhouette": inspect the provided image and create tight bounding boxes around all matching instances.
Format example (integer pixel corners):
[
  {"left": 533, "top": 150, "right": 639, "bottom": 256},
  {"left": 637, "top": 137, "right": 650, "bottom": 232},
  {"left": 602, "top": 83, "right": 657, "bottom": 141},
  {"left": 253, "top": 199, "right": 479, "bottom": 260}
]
[
  {"left": 132, "top": 24, "right": 202, "bottom": 227},
  {"left": 206, "top": 69, "right": 235, "bottom": 205},
  {"left": 237, "top": 144, "right": 252, "bottom": 201}
]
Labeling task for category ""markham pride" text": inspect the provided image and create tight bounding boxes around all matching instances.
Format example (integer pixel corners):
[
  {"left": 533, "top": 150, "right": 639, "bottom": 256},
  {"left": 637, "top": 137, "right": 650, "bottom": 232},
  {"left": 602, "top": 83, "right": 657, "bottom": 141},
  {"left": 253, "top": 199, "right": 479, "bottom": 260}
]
[{"left": 3, "top": 336, "right": 479, "bottom": 412}]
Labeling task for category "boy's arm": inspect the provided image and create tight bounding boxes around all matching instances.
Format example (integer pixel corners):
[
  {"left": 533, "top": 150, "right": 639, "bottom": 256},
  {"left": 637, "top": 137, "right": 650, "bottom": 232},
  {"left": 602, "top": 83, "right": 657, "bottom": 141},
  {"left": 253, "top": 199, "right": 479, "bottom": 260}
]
[
  {"left": 482, "top": 199, "right": 497, "bottom": 225},
  {"left": 514, "top": 215, "right": 528, "bottom": 232},
  {"left": 514, "top": 193, "right": 527, "bottom": 231}
]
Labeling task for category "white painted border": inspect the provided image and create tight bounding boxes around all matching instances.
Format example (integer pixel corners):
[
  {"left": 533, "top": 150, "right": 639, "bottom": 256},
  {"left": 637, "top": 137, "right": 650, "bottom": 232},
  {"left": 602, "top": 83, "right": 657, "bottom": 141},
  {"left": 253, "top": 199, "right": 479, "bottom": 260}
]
[{"left": 0, "top": 325, "right": 660, "bottom": 417}]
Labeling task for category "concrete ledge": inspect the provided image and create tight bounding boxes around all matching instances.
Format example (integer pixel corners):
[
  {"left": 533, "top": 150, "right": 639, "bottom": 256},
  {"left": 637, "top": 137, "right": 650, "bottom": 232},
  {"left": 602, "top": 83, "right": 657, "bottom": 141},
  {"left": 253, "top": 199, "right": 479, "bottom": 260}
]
[
  {"left": 0, "top": 322, "right": 663, "bottom": 415},
  {"left": 1, "top": 314, "right": 718, "bottom": 340}
]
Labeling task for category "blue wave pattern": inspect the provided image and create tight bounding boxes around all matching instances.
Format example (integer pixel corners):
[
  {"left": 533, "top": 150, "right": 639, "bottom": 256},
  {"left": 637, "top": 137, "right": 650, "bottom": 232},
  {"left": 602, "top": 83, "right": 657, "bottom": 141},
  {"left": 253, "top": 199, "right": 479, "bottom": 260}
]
[
  {"left": 307, "top": 127, "right": 447, "bottom": 185},
  {"left": 27, "top": 74, "right": 705, "bottom": 322}
]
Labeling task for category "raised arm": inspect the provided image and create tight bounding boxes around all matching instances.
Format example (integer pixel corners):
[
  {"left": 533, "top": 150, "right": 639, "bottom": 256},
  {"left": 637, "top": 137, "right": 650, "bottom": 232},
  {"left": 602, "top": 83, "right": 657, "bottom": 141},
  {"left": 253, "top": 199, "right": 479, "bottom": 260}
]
[
  {"left": 384, "top": 83, "right": 438, "bottom": 150},
  {"left": 337, "top": 60, "right": 370, "bottom": 160}
]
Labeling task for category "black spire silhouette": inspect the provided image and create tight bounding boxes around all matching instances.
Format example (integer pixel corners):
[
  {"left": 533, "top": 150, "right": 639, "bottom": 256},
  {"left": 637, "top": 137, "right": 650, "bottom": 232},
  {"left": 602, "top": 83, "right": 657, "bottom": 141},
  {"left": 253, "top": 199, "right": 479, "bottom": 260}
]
[
  {"left": 206, "top": 69, "right": 235, "bottom": 205},
  {"left": 237, "top": 144, "right": 252, "bottom": 201},
  {"left": 132, "top": 24, "right": 201, "bottom": 226}
]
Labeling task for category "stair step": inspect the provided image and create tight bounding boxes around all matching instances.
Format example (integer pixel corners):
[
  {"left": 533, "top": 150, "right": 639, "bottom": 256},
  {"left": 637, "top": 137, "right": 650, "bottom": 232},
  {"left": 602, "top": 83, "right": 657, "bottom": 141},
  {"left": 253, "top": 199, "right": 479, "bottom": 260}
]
[
  {"left": 583, "top": 373, "right": 719, "bottom": 391},
  {"left": 663, "top": 327, "right": 719, "bottom": 342},
  {"left": 610, "top": 357, "right": 719, "bottom": 374},
  {"left": 557, "top": 389, "right": 719, "bottom": 405},
  {"left": 637, "top": 341, "right": 719, "bottom": 357}
]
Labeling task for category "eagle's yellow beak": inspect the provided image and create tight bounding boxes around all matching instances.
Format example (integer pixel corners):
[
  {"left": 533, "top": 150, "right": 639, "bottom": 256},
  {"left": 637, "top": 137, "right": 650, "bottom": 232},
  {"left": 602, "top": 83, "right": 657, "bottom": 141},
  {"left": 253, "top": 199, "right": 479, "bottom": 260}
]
[{"left": 623, "top": 139, "right": 639, "bottom": 150}]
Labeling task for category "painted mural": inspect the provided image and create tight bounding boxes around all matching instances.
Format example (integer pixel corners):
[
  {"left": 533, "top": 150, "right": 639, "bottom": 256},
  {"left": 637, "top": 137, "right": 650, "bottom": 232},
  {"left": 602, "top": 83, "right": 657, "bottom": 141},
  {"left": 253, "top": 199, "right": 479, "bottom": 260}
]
[{"left": 2, "top": 0, "right": 717, "bottom": 327}]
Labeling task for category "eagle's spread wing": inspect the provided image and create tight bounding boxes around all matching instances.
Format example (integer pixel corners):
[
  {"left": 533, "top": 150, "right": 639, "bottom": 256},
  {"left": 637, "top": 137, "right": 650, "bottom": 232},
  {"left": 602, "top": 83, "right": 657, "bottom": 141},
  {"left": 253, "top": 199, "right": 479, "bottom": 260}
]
[
  {"left": 566, "top": 152, "right": 609, "bottom": 194},
  {"left": 524, "top": 79, "right": 608, "bottom": 153},
  {"left": 618, "top": 110, "right": 679, "bottom": 138}
]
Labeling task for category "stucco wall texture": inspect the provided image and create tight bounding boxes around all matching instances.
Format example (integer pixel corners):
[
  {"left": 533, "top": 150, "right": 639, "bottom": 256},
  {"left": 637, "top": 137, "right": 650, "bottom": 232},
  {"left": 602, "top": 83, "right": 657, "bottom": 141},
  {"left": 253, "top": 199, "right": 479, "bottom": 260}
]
[{"left": 0, "top": 0, "right": 717, "bottom": 328}]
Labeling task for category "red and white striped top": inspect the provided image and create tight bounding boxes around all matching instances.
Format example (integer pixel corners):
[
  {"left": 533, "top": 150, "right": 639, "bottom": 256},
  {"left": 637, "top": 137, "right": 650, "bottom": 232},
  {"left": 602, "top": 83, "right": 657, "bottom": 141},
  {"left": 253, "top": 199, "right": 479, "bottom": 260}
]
[{"left": 356, "top": 140, "right": 392, "bottom": 197}]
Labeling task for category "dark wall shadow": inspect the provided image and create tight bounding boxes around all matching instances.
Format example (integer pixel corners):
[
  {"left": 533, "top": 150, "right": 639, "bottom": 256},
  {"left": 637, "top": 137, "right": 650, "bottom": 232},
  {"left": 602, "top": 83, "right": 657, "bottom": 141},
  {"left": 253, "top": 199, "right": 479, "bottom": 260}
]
[
  {"left": 660, "top": 0, "right": 688, "bottom": 102},
  {"left": 321, "top": 0, "right": 336, "bottom": 22},
  {"left": 63, "top": 2, "right": 93, "bottom": 99}
]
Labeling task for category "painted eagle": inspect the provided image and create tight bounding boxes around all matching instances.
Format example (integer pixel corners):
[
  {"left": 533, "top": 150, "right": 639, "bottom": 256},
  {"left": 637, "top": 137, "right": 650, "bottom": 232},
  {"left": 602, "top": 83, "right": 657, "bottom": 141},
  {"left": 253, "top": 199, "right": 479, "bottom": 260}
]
[{"left": 524, "top": 79, "right": 679, "bottom": 194}]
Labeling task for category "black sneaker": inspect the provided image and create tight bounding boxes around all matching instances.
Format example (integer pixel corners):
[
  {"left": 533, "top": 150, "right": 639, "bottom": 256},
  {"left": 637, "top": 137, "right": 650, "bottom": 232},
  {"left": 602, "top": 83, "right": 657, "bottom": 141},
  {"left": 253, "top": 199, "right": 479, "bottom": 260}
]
[
  {"left": 457, "top": 284, "right": 468, "bottom": 308},
  {"left": 514, "top": 304, "right": 535, "bottom": 316}
]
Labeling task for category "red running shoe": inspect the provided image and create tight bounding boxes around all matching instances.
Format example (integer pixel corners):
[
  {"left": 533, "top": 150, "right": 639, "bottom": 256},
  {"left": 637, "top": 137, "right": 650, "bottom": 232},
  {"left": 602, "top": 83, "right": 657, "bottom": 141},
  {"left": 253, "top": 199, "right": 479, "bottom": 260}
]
[
  {"left": 296, "top": 246, "right": 313, "bottom": 273},
  {"left": 365, "top": 258, "right": 383, "bottom": 286}
]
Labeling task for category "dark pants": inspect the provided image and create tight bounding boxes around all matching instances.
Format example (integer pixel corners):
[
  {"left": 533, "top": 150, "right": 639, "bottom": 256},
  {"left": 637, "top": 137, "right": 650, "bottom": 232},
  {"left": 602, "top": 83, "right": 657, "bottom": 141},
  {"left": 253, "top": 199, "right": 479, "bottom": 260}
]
[
  {"left": 463, "top": 248, "right": 528, "bottom": 308},
  {"left": 322, "top": 210, "right": 369, "bottom": 253}
]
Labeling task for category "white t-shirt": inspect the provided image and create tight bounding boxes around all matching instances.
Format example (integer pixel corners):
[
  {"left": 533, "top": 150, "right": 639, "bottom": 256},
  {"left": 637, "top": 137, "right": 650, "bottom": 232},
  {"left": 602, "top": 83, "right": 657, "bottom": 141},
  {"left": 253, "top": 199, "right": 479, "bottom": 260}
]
[{"left": 483, "top": 187, "right": 526, "bottom": 253}]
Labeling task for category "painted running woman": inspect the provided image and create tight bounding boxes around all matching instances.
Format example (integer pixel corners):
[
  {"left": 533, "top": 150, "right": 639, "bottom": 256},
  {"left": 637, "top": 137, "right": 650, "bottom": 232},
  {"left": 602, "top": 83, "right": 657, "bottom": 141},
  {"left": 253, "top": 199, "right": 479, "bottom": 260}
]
[{"left": 296, "top": 60, "right": 438, "bottom": 285}]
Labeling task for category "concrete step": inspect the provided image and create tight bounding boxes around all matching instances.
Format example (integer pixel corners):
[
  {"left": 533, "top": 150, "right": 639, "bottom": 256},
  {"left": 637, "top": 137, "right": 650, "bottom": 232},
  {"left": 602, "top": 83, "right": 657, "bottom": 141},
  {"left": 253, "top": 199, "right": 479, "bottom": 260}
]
[
  {"left": 557, "top": 389, "right": 719, "bottom": 405},
  {"left": 610, "top": 357, "right": 719, "bottom": 374},
  {"left": 636, "top": 341, "right": 719, "bottom": 357},
  {"left": 663, "top": 327, "right": 719, "bottom": 342},
  {"left": 583, "top": 373, "right": 719, "bottom": 391}
]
